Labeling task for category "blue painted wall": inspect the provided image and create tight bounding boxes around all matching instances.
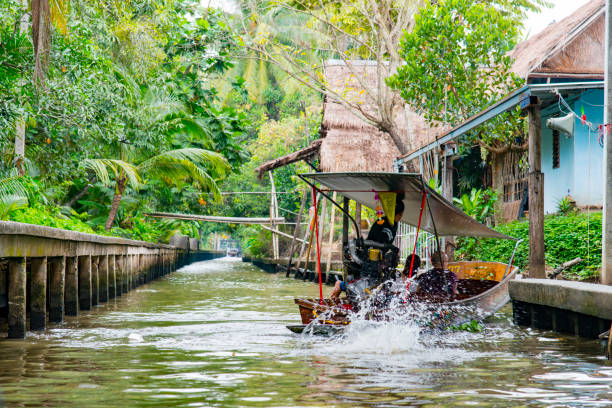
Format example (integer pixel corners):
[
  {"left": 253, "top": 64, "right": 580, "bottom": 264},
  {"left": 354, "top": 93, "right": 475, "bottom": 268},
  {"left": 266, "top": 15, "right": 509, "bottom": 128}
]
[
  {"left": 571, "top": 89, "right": 604, "bottom": 210},
  {"left": 541, "top": 112, "right": 574, "bottom": 213},
  {"left": 540, "top": 89, "right": 604, "bottom": 214}
]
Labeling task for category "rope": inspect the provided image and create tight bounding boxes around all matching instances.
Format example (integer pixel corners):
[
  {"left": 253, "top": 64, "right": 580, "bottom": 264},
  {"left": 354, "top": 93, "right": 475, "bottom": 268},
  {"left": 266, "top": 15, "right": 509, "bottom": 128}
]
[{"left": 312, "top": 186, "right": 324, "bottom": 302}]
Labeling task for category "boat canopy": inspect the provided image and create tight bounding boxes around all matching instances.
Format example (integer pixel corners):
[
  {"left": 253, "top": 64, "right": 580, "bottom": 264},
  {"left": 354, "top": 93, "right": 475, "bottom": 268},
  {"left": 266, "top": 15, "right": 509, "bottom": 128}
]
[{"left": 301, "top": 172, "right": 514, "bottom": 240}]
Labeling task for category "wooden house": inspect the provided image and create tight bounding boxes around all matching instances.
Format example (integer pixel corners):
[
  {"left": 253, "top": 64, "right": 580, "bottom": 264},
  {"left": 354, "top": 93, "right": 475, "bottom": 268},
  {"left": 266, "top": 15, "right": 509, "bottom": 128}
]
[{"left": 395, "top": 0, "right": 606, "bottom": 221}]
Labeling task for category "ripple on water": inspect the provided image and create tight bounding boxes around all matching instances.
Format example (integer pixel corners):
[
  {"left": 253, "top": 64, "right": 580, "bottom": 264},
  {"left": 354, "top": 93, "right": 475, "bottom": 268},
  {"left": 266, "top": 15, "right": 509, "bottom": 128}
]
[{"left": 1, "top": 257, "right": 612, "bottom": 408}]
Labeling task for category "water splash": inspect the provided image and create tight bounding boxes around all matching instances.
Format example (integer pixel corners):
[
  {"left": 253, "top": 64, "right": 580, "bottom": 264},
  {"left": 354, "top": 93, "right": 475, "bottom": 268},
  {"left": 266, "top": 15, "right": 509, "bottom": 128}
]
[{"left": 295, "top": 280, "right": 487, "bottom": 370}]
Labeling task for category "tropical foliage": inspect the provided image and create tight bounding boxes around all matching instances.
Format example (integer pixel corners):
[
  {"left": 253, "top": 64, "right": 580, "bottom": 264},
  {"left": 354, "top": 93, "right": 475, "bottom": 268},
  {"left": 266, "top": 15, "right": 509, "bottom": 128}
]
[
  {"left": 387, "top": 0, "right": 546, "bottom": 155},
  {"left": 456, "top": 212, "right": 602, "bottom": 280},
  {"left": 453, "top": 188, "right": 498, "bottom": 223},
  {"left": 0, "top": 0, "right": 251, "bottom": 241}
]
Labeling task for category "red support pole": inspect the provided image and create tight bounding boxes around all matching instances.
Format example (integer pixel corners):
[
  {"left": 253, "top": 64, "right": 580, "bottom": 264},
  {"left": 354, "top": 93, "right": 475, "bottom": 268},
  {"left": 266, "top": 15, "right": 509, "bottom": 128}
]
[
  {"left": 312, "top": 187, "right": 324, "bottom": 302},
  {"left": 407, "top": 191, "right": 427, "bottom": 290}
]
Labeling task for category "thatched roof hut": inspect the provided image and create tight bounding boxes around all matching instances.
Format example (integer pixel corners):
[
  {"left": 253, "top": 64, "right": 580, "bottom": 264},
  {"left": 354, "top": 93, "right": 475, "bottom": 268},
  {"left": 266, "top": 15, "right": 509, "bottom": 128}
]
[
  {"left": 320, "top": 60, "right": 446, "bottom": 172},
  {"left": 510, "top": 0, "right": 605, "bottom": 80},
  {"left": 256, "top": 60, "right": 441, "bottom": 175},
  {"left": 320, "top": 61, "right": 401, "bottom": 172}
]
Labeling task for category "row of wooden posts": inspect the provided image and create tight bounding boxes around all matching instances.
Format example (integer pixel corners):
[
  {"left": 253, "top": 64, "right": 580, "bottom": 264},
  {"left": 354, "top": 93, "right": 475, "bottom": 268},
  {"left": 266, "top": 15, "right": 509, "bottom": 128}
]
[
  {"left": 275, "top": 182, "right": 360, "bottom": 277},
  {"left": 4, "top": 250, "right": 185, "bottom": 339}
]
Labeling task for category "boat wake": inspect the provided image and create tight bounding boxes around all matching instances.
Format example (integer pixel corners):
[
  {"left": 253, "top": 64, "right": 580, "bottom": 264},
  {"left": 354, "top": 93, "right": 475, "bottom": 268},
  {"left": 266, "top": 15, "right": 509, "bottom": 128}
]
[{"left": 294, "top": 285, "right": 486, "bottom": 368}]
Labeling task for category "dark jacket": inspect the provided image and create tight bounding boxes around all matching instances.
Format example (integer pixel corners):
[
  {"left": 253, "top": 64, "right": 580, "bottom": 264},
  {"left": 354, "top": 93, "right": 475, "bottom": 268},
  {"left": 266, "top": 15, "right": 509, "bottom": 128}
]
[{"left": 366, "top": 217, "right": 398, "bottom": 245}]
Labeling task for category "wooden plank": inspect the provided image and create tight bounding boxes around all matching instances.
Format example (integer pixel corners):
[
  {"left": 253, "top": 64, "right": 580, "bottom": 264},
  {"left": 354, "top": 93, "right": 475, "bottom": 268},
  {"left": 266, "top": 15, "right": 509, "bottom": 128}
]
[
  {"left": 260, "top": 225, "right": 306, "bottom": 243},
  {"left": 528, "top": 102, "right": 545, "bottom": 278}
]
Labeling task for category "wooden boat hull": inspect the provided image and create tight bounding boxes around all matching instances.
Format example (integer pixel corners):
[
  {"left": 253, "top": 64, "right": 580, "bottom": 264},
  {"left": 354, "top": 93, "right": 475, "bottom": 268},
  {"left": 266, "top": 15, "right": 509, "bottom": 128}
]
[
  {"left": 287, "top": 324, "right": 345, "bottom": 336},
  {"left": 292, "top": 261, "right": 518, "bottom": 330}
]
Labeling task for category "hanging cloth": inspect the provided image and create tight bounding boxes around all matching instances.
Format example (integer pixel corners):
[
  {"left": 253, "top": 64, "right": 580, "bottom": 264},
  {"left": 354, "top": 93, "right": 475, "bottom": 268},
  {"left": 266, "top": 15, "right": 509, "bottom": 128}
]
[{"left": 379, "top": 192, "right": 397, "bottom": 226}]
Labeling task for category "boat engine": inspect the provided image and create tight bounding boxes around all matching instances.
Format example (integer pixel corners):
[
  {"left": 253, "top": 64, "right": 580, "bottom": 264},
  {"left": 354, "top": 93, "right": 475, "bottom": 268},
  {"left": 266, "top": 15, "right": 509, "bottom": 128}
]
[{"left": 343, "top": 238, "right": 400, "bottom": 287}]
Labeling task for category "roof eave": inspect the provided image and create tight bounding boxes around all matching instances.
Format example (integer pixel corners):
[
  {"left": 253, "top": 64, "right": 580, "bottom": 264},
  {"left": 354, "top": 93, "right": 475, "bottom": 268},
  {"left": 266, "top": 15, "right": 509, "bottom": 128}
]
[{"left": 394, "top": 81, "right": 604, "bottom": 166}]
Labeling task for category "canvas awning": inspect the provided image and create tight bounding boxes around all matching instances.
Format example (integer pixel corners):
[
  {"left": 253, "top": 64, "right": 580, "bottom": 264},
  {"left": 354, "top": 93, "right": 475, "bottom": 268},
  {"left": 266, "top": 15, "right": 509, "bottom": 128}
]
[{"left": 301, "top": 172, "right": 514, "bottom": 239}]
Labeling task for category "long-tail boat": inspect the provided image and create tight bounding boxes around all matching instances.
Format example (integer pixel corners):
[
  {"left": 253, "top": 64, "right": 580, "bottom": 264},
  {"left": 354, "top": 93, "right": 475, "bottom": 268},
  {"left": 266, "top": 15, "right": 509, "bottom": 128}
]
[{"left": 287, "top": 172, "right": 520, "bottom": 334}]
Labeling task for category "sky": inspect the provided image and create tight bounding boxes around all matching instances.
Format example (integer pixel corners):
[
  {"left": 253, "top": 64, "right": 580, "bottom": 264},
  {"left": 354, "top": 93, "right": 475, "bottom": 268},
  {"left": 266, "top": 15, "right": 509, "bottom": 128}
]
[
  {"left": 200, "top": 0, "right": 596, "bottom": 45},
  {"left": 524, "top": 0, "right": 592, "bottom": 38},
  {"left": 203, "top": 0, "right": 594, "bottom": 39}
]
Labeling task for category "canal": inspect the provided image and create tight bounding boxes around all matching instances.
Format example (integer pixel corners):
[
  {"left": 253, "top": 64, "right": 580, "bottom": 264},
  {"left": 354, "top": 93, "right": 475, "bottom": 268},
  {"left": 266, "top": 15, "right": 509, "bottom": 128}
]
[{"left": 0, "top": 257, "right": 611, "bottom": 407}]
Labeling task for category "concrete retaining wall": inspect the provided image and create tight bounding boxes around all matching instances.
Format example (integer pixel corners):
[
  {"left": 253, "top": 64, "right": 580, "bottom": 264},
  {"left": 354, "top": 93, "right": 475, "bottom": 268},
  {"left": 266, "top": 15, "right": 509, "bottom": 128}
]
[
  {"left": 186, "top": 250, "right": 226, "bottom": 263},
  {"left": 510, "top": 279, "right": 612, "bottom": 338},
  {"left": 242, "top": 256, "right": 343, "bottom": 285},
  {"left": 0, "top": 221, "right": 189, "bottom": 339}
]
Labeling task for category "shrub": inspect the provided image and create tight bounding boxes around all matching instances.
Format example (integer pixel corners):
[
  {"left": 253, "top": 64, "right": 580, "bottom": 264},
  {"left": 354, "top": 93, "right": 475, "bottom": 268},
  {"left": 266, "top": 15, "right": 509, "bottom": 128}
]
[
  {"left": 456, "top": 212, "right": 602, "bottom": 280},
  {"left": 9, "top": 205, "right": 95, "bottom": 234}
]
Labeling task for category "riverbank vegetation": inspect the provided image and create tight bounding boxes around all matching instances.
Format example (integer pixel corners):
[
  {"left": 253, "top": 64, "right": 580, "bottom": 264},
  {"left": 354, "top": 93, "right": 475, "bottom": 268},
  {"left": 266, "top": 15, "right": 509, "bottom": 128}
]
[
  {"left": 456, "top": 212, "right": 603, "bottom": 280},
  {"left": 0, "top": 0, "right": 603, "bottom": 278},
  {"left": 1, "top": 0, "right": 248, "bottom": 242}
]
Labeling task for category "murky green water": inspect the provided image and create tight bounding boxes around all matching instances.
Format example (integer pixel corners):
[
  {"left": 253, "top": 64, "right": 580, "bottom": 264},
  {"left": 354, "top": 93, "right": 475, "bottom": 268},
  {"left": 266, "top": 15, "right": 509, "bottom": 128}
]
[{"left": 1, "top": 258, "right": 612, "bottom": 407}]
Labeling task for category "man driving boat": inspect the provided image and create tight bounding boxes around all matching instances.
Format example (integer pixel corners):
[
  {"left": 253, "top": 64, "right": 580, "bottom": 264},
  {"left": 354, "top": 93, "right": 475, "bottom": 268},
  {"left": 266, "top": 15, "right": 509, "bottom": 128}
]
[{"left": 330, "top": 201, "right": 404, "bottom": 302}]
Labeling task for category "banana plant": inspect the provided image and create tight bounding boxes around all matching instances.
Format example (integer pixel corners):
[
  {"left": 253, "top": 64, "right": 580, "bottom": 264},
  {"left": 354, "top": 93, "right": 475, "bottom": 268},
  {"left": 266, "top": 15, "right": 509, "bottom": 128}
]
[
  {"left": 0, "top": 168, "right": 32, "bottom": 220},
  {"left": 453, "top": 188, "right": 497, "bottom": 222}
]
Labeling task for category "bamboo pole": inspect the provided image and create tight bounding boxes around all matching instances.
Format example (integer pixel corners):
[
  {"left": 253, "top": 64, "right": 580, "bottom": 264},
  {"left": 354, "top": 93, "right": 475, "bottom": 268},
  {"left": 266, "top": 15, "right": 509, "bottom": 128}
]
[
  {"left": 342, "top": 196, "right": 349, "bottom": 282},
  {"left": 268, "top": 171, "right": 279, "bottom": 260},
  {"left": 355, "top": 203, "right": 362, "bottom": 237},
  {"left": 297, "top": 209, "right": 316, "bottom": 273},
  {"left": 326, "top": 192, "right": 337, "bottom": 273},
  {"left": 287, "top": 189, "right": 308, "bottom": 276},
  {"left": 303, "top": 227, "right": 315, "bottom": 279},
  {"left": 148, "top": 212, "right": 287, "bottom": 224},
  {"left": 260, "top": 225, "right": 307, "bottom": 243},
  {"left": 295, "top": 210, "right": 314, "bottom": 270}
]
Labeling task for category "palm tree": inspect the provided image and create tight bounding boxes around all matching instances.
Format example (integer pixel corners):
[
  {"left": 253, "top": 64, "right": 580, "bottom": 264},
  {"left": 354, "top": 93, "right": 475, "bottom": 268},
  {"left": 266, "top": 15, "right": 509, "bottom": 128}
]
[
  {"left": 0, "top": 168, "right": 31, "bottom": 220},
  {"left": 15, "top": 0, "right": 69, "bottom": 173},
  {"left": 83, "top": 147, "right": 228, "bottom": 230},
  {"left": 215, "top": 3, "right": 321, "bottom": 104}
]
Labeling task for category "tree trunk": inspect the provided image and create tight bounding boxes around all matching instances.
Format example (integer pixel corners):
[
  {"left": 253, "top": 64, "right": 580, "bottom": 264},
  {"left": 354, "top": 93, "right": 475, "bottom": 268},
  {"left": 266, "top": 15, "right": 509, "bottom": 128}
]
[
  {"left": 31, "top": 0, "right": 51, "bottom": 87},
  {"left": 384, "top": 121, "right": 409, "bottom": 156},
  {"left": 14, "top": 0, "right": 28, "bottom": 174},
  {"left": 65, "top": 179, "right": 95, "bottom": 207},
  {"left": 105, "top": 180, "right": 126, "bottom": 231}
]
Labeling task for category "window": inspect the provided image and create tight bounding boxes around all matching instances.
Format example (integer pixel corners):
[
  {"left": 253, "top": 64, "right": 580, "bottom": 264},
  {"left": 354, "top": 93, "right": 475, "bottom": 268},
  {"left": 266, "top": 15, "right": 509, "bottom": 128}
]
[{"left": 552, "top": 130, "right": 560, "bottom": 169}]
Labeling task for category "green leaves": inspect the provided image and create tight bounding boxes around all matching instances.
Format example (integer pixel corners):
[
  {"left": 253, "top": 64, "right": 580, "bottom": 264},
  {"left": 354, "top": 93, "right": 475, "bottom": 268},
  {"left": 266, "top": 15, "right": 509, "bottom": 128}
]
[
  {"left": 81, "top": 159, "right": 141, "bottom": 190},
  {"left": 456, "top": 212, "right": 603, "bottom": 279},
  {"left": 453, "top": 188, "right": 498, "bottom": 222},
  {"left": 138, "top": 147, "right": 229, "bottom": 200},
  {"left": 388, "top": 0, "right": 529, "bottom": 150}
]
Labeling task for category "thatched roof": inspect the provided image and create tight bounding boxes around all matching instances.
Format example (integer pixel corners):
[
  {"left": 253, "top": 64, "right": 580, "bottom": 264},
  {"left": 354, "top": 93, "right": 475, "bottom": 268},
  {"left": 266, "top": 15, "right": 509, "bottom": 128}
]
[
  {"left": 320, "top": 60, "right": 441, "bottom": 172},
  {"left": 254, "top": 60, "right": 443, "bottom": 175},
  {"left": 510, "top": 0, "right": 605, "bottom": 79},
  {"left": 255, "top": 139, "right": 322, "bottom": 178}
]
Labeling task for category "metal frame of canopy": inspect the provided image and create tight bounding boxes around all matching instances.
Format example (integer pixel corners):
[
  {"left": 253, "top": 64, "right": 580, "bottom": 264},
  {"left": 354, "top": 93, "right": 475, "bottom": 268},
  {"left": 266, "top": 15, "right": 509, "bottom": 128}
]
[
  {"left": 297, "top": 172, "right": 521, "bottom": 296},
  {"left": 299, "top": 172, "right": 514, "bottom": 240}
]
